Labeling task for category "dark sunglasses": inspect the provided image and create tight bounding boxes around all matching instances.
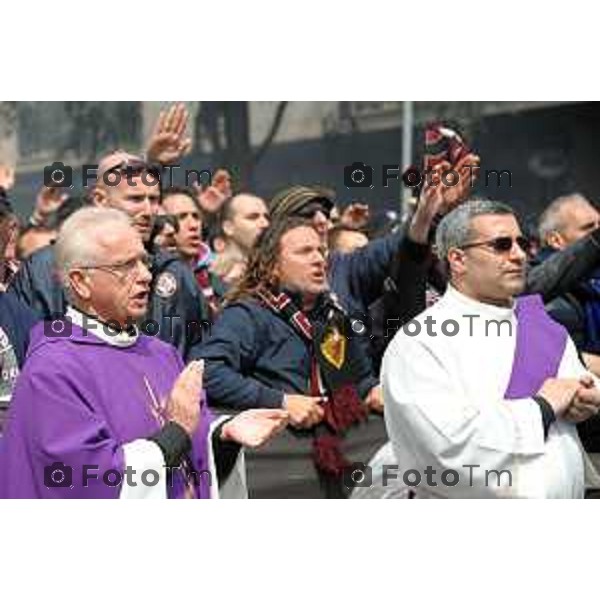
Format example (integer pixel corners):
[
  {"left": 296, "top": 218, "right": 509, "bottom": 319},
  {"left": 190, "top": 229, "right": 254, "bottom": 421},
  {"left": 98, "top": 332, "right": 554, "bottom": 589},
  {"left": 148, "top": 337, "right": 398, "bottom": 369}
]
[
  {"left": 460, "top": 235, "right": 531, "bottom": 254},
  {"left": 114, "top": 158, "right": 148, "bottom": 172},
  {"left": 108, "top": 159, "right": 160, "bottom": 182},
  {"left": 296, "top": 202, "right": 332, "bottom": 220}
]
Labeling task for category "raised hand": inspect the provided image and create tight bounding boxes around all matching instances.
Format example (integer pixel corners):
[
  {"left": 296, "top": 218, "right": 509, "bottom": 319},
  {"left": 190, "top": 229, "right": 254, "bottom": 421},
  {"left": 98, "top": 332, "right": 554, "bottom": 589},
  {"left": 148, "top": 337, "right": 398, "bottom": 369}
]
[
  {"left": 220, "top": 409, "right": 289, "bottom": 448},
  {"left": 0, "top": 165, "right": 15, "bottom": 191},
  {"left": 33, "top": 186, "right": 69, "bottom": 222},
  {"left": 212, "top": 168, "right": 233, "bottom": 199},
  {"left": 409, "top": 160, "right": 451, "bottom": 243},
  {"left": 340, "top": 203, "right": 370, "bottom": 229},
  {"left": 193, "top": 182, "right": 227, "bottom": 214},
  {"left": 444, "top": 152, "right": 481, "bottom": 211},
  {"left": 146, "top": 103, "right": 192, "bottom": 165}
]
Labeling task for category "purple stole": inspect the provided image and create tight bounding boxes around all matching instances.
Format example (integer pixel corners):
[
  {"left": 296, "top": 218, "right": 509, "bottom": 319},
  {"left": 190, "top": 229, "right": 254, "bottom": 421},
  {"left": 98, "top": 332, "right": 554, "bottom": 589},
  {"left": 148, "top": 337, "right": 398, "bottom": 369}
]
[{"left": 504, "top": 295, "right": 568, "bottom": 399}]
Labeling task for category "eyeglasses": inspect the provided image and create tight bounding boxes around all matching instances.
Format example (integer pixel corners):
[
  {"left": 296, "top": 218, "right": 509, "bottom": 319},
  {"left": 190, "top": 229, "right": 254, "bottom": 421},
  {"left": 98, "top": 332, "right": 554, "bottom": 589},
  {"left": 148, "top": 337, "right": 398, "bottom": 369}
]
[
  {"left": 296, "top": 202, "right": 332, "bottom": 220},
  {"left": 460, "top": 236, "right": 531, "bottom": 254},
  {"left": 104, "top": 159, "right": 160, "bottom": 184},
  {"left": 77, "top": 255, "right": 153, "bottom": 279},
  {"left": 111, "top": 158, "right": 150, "bottom": 174}
]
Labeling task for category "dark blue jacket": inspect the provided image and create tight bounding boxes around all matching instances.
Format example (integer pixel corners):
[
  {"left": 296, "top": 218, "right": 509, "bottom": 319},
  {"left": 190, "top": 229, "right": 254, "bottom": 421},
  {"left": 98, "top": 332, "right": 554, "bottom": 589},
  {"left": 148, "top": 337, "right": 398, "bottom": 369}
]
[
  {"left": 328, "top": 229, "right": 405, "bottom": 369},
  {"left": 146, "top": 251, "right": 210, "bottom": 361},
  {"left": 328, "top": 228, "right": 404, "bottom": 317},
  {"left": 0, "top": 293, "right": 38, "bottom": 367},
  {"left": 7, "top": 245, "right": 64, "bottom": 319},
  {"left": 194, "top": 297, "right": 379, "bottom": 411},
  {"left": 0, "top": 293, "right": 38, "bottom": 430},
  {"left": 532, "top": 245, "right": 600, "bottom": 453}
]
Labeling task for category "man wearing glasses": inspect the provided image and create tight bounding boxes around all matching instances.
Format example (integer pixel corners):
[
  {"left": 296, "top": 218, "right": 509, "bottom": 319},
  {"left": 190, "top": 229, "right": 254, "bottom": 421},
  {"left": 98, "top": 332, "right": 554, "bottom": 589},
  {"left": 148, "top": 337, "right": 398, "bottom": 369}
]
[
  {"left": 9, "top": 150, "right": 210, "bottom": 360},
  {"left": 9, "top": 104, "right": 210, "bottom": 359},
  {"left": 382, "top": 199, "right": 600, "bottom": 498},
  {"left": 92, "top": 152, "right": 211, "bottom": 359},
  {"left": 268, "top": 185, "right": 402, "bottom": 413},
  {"left": 0, "top": 207, "right": 288, "bottom": 499}
]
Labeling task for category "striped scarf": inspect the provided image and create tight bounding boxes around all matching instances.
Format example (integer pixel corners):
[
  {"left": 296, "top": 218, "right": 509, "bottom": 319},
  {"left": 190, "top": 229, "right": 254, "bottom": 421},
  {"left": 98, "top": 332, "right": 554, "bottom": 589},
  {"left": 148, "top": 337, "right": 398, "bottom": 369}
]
[{"left": 257, "top": 288, "right": 367, "bottom": 477}]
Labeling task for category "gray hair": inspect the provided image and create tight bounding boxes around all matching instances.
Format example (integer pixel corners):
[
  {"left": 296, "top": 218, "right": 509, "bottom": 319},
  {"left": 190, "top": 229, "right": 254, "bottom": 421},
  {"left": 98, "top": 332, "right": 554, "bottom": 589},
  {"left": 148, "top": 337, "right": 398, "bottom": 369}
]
[
  {"left": 435, "top": 198, "right": 516, "bottom": 263},
  {"left": 55, "top": 207, "right": 133, "bottom": 291},
  {"left": 538, "top": 193, "right": 590, "bottom": 244}
]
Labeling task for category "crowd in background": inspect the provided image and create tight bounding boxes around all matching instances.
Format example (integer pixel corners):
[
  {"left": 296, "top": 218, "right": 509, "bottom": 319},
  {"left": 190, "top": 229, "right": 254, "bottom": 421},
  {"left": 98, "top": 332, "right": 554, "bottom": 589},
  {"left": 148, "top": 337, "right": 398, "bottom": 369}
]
[{"left": 2, "top": 103, "right": 600, "bottom": 498}]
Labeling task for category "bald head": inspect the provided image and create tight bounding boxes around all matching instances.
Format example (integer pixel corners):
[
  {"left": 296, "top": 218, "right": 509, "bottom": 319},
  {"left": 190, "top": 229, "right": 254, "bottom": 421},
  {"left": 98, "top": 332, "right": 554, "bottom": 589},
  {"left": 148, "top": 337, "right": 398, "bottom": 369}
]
[
  {"left": 91, "top": 151, "right": 160, "bottom": 242},
  {"left": 539, "top": 194, "right": 600, "bottom": 250},
  {"left": 222, "top": 193, "right": 269, "bottom": 253}
]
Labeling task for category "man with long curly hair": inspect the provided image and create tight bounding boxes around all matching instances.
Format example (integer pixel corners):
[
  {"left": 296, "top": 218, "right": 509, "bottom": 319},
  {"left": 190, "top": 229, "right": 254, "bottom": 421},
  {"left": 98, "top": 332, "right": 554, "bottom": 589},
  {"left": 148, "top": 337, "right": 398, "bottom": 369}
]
[{"left": 193, "top": 218, "right": 387, "bottom": 497}]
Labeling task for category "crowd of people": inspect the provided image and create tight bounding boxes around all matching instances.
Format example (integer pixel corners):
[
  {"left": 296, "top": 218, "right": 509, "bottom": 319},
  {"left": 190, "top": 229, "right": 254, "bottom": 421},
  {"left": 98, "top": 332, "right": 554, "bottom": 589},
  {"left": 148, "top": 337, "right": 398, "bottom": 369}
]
[{"left": 1, "top": 104, "right": 600, "bottom": 499}]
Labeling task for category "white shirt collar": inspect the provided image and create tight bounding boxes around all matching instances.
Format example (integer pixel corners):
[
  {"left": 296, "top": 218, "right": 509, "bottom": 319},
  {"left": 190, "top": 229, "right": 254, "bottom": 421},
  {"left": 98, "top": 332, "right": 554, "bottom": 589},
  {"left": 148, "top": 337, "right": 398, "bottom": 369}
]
[
  {"left": 444, "top": 285, "right": 515, "bottom": 320},
  {"left": 66, "top": 306, "right": 140, "bottom": 348}
]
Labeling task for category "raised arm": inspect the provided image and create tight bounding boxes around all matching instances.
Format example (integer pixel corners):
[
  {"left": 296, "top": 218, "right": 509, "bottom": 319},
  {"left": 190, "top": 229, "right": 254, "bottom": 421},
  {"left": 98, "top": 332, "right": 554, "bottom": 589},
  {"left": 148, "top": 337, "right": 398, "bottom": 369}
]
[{"left": 525, "top": 229, "right": 600, "bottom": 302}]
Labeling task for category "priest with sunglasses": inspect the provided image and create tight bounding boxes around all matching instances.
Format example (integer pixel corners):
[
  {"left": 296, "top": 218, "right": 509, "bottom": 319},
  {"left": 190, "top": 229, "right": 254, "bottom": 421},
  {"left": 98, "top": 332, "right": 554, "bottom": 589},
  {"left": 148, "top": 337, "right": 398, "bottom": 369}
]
[{"left": 382, "top": 199, "right": 600, "bottom": 498}]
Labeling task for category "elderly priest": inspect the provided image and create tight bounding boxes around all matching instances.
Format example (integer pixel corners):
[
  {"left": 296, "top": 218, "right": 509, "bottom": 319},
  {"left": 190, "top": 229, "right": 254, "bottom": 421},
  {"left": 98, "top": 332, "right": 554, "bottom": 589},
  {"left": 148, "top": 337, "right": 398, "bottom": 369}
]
[{"left": 0, "top": 207, "right": 287, "bottom": 499}]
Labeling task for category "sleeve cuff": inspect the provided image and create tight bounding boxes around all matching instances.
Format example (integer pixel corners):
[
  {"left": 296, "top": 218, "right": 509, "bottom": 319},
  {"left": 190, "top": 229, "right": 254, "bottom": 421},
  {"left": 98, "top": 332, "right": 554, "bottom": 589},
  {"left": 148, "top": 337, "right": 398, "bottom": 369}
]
[
  {"left": 147, "top": 421, "right": 192, "bottom": 468},
  {"left": 29, "top": 212, "right": 46, "bottom": 228},
  {"left": 532, "top": 395, "right": 556, "bottom": 440},
  {"left": 259, "top": 386, "right": 286, "bottom": 408},
  {"left": 211, "top": 419, "right": 242, "bottom": 483},
  {"left": 358, "top": 377, "right": 380, "bottom": 401}
]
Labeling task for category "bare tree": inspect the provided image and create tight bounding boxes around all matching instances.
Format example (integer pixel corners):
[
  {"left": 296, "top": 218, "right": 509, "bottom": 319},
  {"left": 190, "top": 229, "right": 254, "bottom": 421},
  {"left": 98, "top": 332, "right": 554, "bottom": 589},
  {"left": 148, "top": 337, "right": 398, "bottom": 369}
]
[
  {"left": 62, "top": 102, "right": 141, "bottom": 161},
  {"left": 194, "top": 101, "right": 288, "bottom": 187}
]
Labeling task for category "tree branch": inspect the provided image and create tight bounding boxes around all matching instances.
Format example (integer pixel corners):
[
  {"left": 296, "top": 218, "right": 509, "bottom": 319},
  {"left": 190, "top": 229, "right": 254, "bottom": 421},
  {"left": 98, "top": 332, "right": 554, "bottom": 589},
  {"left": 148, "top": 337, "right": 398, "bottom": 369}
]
[{"left": 250, "top": 101, "right": 288, "bottom": 167}]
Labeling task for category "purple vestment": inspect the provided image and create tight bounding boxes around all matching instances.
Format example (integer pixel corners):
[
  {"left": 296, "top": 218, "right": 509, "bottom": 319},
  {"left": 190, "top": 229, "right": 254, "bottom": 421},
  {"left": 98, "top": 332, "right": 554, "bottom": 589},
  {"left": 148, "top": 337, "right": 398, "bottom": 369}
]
[
  {"left": 0, "top": 322, "right": 213, "bottom": 499},
  {"left": 504, "top": 295, "right": 568, "bottom": 399}
]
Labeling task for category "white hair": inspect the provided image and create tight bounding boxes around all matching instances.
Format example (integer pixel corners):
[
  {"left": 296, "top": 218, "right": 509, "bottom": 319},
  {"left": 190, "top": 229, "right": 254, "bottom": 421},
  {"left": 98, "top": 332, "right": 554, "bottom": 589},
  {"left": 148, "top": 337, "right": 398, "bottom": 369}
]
[{"left": 55, "top": 207, "right": 133, "bottom": 291}]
